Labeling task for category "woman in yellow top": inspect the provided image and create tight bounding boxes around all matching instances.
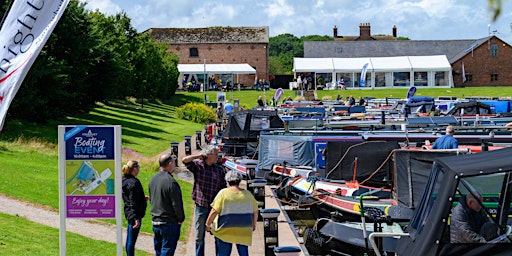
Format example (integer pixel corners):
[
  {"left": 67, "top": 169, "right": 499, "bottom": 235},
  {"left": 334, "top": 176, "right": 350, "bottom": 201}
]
[{"left": 205, "top": 171, "right": 258, "bottom": 256}]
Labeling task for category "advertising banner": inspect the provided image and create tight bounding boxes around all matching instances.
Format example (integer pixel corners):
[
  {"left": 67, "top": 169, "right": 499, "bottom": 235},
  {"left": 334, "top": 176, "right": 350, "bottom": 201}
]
[{"left": 61, "top": 126, "right": 118, "bottom": 218}]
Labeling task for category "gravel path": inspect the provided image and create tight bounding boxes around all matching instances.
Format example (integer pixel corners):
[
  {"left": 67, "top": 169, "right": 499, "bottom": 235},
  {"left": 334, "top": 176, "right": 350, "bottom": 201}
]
[{"left": 0, "top": 194, "right": 190, "bottom": 255}]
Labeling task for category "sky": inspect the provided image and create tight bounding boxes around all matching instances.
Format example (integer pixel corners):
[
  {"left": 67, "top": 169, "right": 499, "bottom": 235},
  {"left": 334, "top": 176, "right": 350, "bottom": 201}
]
[{"left": 82, "top": 0, "right": 512, "bottom": 43}]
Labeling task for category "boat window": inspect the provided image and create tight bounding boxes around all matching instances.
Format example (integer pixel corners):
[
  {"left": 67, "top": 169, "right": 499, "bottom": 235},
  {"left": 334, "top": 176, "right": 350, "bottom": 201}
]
[
  {"left": 448, "top": 172, "right": 512, "bottom": 244},
  {"left": 233, "top": 115, "right": 247, "bottom": 130},
  {"left": 408, "top": 164, "right": 444, "bottom": 235}
]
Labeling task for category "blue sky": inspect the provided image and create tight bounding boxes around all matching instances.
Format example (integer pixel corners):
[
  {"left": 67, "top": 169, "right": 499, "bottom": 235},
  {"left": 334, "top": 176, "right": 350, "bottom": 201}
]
[{"left": 82, "top": 0, "right": 512, "bottom": 43}]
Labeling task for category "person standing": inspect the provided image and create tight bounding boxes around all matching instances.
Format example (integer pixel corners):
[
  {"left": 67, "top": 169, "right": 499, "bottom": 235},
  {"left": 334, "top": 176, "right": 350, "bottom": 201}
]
[
  {"left": 122, "top": 160, "right": 147, "bottom": 256},
  {"left": 432, "top": 125, "right": 458, "bottom": 149},
  {"left": 206, "top": 171, "right": 259, "bottom": 256},
  {"left": 148, "top": 154, "right": 185, "bottom": 256},
  {"left": 296, "top": 75, "right": 302, "bottom": 90},
  {"left": 216, "top": 103, "right": 224, "bottom": 119},
  {"left": 182, "top": 145, "right": 227, "bottom": 256},
  {"left": 224, "top": 100, "right": 234, "bottom": 115},
  {"left": 257, "top": 96, "right": 264, "bottom": 107}
]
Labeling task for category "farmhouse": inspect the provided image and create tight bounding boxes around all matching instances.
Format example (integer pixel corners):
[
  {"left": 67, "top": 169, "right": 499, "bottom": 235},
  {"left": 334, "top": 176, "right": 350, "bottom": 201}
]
[{"left": 145, "top": 26, "right": 269, "bottom": 90}]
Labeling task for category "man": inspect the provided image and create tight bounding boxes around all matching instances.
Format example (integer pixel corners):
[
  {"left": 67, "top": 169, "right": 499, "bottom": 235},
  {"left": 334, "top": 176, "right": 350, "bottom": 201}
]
[
  {"left": 148, "top": 154, "right": 185, "bottom": 256},
  {"left": 450, "top": 192, "right": 490, "bottom": 243},
  {"left": 182, "top": 145, "right": 227, "bottom": 256},
  {"left": 224, "top": 100, "right": 234, "bottom": 115},
  {"left": 432, "top": 125, "right": 458, "bottom": 149}
]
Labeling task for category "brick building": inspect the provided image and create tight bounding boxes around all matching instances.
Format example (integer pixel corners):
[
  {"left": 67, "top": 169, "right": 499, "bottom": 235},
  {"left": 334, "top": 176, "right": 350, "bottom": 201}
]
[
  {"left": 306, "top": 23, "right": 512, "bottom": 87},
  {"left": 145, "top": 26, "right": 269, "bottom": 89}
]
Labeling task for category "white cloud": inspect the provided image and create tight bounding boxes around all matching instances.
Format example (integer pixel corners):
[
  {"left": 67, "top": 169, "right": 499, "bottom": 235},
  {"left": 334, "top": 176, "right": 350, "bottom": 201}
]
[{"left": 82, "top": 0, "right": 121, "bottom": 15}]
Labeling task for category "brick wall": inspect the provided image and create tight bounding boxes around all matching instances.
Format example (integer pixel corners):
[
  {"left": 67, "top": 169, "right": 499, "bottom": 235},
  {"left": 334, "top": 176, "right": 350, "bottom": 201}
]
[
  {"left": 454, "top": 37, "right": 512, "bottom": 87},
  {"left": 169, "top": 43, "right": 268, "bottom": 87}
]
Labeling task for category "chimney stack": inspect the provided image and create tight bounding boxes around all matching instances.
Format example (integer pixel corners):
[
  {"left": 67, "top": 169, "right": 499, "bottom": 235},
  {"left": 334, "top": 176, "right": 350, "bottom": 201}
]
[
  {"left": 392, "top": 25, "right": 397, "bottom": 37},
  {"left": 333, "top": 25, "right": 338, "bottom": 38},
  {"left": 359, "top": 23, "right": 371, "bottom": 40}
]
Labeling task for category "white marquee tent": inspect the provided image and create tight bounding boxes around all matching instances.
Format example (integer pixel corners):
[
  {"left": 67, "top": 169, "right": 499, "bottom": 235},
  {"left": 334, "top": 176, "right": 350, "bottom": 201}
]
[{"left": 293, "top": 55, "right": 452, "bottom": 89}]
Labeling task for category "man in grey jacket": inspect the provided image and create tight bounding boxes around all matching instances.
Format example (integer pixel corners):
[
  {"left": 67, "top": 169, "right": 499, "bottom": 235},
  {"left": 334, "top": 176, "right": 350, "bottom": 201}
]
[
  {"left": 450, "top": 192, "right": 489, "bottom": 243},
  {"left": 149, "top": 153, "right": 185, "bottom": 255}
]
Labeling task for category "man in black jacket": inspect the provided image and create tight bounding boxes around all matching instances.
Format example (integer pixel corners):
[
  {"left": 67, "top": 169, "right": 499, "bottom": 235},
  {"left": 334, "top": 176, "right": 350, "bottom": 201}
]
[{"left": 149, "top": 153, "right": 185, "bottom": 255}]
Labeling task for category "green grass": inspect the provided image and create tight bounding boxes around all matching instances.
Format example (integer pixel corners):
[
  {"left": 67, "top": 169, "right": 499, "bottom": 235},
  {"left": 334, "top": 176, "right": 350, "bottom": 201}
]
[
  {"left": 192, "top": 86, "right": 512, "bottom": 109},
  {"left": 0, "top": 212, "right": 149, "bottom": 256}
]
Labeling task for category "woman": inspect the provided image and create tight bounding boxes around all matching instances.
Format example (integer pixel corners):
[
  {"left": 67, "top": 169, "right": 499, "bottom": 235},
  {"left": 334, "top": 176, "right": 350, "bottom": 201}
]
[
  {"left": 205, "top": 171, "right": 258, "bottom": 256},
  {"left": 122, "top": 160, "right": 147, "bottom": 256}
]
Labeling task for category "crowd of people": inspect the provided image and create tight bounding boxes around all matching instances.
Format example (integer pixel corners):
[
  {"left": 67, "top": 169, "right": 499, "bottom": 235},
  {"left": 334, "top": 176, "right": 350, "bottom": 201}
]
[{"left": 122, "top": 145, "right": 259, "bottom": 256}]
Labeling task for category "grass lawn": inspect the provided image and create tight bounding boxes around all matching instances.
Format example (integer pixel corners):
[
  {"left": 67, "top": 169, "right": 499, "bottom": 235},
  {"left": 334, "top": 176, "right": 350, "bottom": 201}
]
[
  {"left": 193, "top": 86, "right": 512, "bottom": 109},
  {"left": 0, "top": 212, "right": 150, "bottom": 256}
]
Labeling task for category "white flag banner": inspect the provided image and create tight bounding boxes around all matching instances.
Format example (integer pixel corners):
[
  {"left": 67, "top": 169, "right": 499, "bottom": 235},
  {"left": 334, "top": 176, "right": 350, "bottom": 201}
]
[
  {"left": 360, "top": 63, "right": 369, "bottom": 87},
  {"left": 462, "top": 61, "right": 466, "bottom": 83},
  {"left": 0, "top": 0, "right": 70, "bottom": 130}
]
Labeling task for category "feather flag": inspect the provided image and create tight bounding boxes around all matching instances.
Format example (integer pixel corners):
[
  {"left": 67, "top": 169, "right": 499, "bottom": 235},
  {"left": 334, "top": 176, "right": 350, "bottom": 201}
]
[
  {"left": 0, "top": 0, "right": 70, "bottom": 131},
  {"left": 462, "top": 61, "right": 466, "bottom": 83},
  {"left": 360, "top": 63, "right": 369, "bottom": 87}
]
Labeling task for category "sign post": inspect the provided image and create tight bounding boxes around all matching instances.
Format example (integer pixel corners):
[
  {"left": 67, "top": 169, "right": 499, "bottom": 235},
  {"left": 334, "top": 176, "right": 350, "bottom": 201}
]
[{"left": 58, "top": 125, "right": 122, "bottom": 256}]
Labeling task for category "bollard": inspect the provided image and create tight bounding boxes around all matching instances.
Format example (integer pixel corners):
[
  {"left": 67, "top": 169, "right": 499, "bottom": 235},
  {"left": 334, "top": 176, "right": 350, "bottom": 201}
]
[
  {"left": 248, "top": 179, "right": 266, "bottom": 221},
  {"left": 261, "top": 209, "right": 280, "bottom": 256},
  {"left": 274, "top": 246, "right": 301, "bottom": 256},
  {"left": 195, "top": 130, "right": 202, "bottom": 149},
  {"left": 184, "top": 136, "right": 192, "bottom": 155},
  {"left": 170, "top": 142, "right": 180, "bottom": 166}
]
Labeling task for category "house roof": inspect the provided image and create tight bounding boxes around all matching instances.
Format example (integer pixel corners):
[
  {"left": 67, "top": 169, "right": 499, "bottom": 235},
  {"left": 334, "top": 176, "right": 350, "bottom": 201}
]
[
  {"left": 304, "top": 38, "right": 487, "bottom": 63},
  {"left": 144, "top": 26, "right": 269, "bottom": 44}
]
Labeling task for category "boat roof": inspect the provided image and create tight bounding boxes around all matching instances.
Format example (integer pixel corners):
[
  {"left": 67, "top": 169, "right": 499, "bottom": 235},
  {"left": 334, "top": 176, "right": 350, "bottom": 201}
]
[{"left": 434, "top": 147, "right": 512, "bottom": 177}]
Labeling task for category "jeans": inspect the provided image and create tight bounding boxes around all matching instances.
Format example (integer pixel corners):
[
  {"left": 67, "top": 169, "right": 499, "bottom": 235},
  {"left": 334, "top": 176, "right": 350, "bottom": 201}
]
[
  {"left": 195, "top": 204, "right": 211, "bottom": 256},
  {"left": 153, "top": 222, "right": 181, "bottom": 256},
  {"left": 215, "top": 237, "right": 249, "bottom": 256},
  {"left": 126, "top": 219, "right": 140, "bottom": 256}
]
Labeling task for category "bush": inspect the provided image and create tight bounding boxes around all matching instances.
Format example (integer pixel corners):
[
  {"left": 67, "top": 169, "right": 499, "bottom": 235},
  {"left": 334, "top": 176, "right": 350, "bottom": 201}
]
[{"left": 176, "top": 103, "right": 216, "bottom": 124}]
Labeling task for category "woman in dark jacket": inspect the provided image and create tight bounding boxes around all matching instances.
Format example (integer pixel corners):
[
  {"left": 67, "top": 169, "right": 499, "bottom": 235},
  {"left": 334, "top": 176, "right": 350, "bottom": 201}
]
[{"left": 122, "top": 160, "right": 147, "bottom": 256}]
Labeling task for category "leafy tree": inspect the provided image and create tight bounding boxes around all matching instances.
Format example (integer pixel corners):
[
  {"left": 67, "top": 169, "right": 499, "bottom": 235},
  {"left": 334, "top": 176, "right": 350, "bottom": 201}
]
[{"left": 269, "top": 34, "right": 331, "bottom": 75}]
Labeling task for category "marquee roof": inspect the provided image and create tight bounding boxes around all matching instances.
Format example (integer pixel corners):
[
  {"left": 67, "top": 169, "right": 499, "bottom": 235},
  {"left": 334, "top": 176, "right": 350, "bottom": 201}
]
[
  {"left": 177, "top": 63, "right": 256, "bottom": 74},
  {"left": 293, "top": 55, "right": 451, "bottom": 73}
]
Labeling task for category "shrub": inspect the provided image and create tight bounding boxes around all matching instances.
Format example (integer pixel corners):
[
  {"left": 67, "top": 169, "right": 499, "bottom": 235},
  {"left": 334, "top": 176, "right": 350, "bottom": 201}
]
[{"left": 176, "top": 103, "right": 216, "bottom": 124}]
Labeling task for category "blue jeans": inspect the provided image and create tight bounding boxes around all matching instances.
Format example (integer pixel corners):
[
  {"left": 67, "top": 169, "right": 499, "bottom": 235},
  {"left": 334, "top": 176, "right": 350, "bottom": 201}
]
[
  {"left": 153, "top": 222, "right": 181, "bottom": 256},
  {"left": 126, "top": 219, "right": 140, "bottom": 256},
  {"left": 195, "top": 204, "right": 211, "bottom": 256},
  {"left": 215, "top": 237, "right": 249, "bottom": 256}
]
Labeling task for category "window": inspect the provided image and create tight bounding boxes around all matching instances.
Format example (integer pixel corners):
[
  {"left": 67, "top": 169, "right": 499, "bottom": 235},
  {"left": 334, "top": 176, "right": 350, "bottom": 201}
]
[
  {"left": 490, "top": 44, "right": 498, "bottom": 57},
  {"left": 408, "top": 165, "right": 444, "bottom": 235},
  {"left": 491, "top": 73, "right": 498, "bottom": 82},
  {"left": 393, "top": 72, "right": 410, "bottom": 86},
  {"left": 449, "top": 172, "right": 511, "bottom": 244},
  {"left": 465, "top": 72, "right": 473, "bottom": 83},
  {"left": 435, "top": 71, "right": 447, "bottom": 86},
  {"left": 189, "top": 48, "right": 199, "bottom": 57},
  {"left": 414, "top": 72, "right": 428, "bottom": 86},
  {"left": 375, "top": 72, "right": 386, "bottom": 87}
]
